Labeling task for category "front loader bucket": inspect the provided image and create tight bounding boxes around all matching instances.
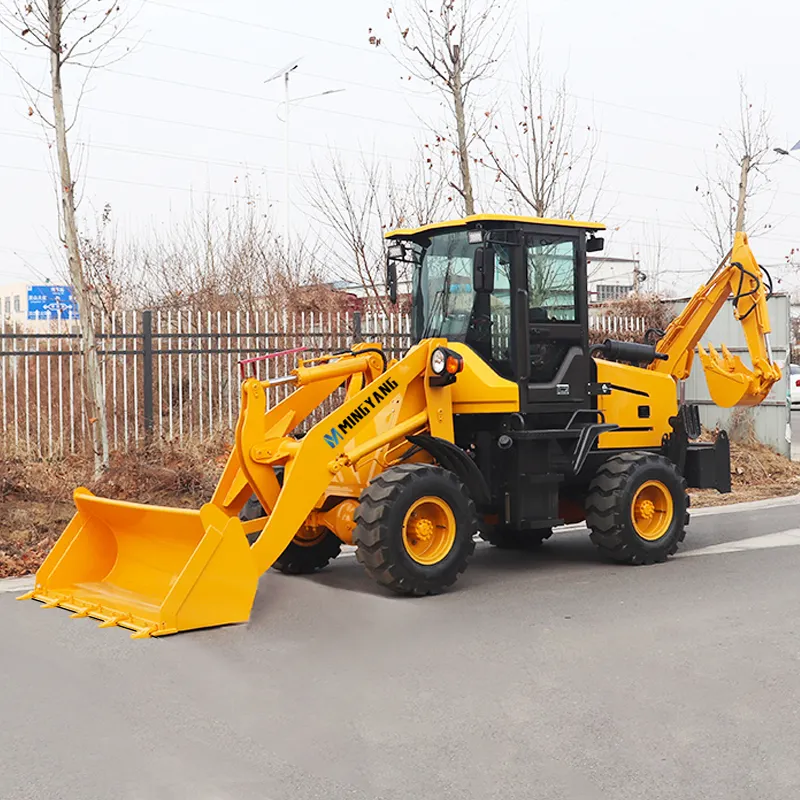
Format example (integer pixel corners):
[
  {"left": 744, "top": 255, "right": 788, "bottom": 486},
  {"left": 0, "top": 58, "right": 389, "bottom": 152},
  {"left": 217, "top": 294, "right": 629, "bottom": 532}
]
[
  {"left": 21, "top": 488, "right": 259, "bottom": 638},
  {"left": 698, "top": 343, "right": 772, "bottom": 408}
]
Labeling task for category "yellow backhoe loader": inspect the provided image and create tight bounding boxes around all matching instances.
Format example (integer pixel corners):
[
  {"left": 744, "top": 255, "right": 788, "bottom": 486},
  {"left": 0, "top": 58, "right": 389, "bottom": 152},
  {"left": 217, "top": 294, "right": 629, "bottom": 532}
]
[{"left": 21, "top": 215, "right": 781, "bottom": 638}]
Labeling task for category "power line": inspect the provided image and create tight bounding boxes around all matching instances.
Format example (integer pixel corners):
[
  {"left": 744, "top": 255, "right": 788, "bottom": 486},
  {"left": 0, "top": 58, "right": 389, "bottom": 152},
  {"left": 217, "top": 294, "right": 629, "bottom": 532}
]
[
  {"left": 2, "top": 130, "right": 797, "bottom": 246},
  {"left": 4, "top": 48, "right": 431, "bottom": 132},
  {"left": 0, "top": 90, "right": 421, "bottom": 166},
  {"left": 145, "top": 0, "right": 378, "bottom": 55},
  {"left": 6, "top": 123, "right": 800, "bottom": 231},
  {"left": 0, "top": 128, "right": 419, "bottom": 190},
  {"left": 136, "top": 38, "right": 438, "bottom": 101},
  {"left": 128, "top": 36, "right": 722, "bottom": 138},
  {"left": 1, "top": 48, "right": 742, "bottom": 158},
  {"left": 0, "top": 159, "right": 285, "bottom": 201},
  {"left": 142, "top": 1, "right": 725, "bottom": 133}
]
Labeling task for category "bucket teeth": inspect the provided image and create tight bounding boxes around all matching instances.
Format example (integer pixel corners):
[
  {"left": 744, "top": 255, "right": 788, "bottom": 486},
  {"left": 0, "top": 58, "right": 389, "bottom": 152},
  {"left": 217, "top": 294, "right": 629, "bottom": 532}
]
[
  {"left": 130, "top": 626, "right": 158, "bottom": 640},
  {"left": 40, "top": 598, "right": 62, "bottom": 609},
  {"left": 16, "top": 591, "right": 35, "bottom": 601},
  {"left": 98, "top": 615, "right": 129, "bottom": 629},
  {"left": 69, "top": 607, "right": 96, "bottom": 619}
]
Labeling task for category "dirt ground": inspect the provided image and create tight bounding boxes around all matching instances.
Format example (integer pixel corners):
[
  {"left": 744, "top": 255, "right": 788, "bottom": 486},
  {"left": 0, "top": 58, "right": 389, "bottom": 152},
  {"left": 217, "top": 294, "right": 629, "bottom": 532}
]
[{"left": 2, "top": 437, "right": 799, "bottom": 579}]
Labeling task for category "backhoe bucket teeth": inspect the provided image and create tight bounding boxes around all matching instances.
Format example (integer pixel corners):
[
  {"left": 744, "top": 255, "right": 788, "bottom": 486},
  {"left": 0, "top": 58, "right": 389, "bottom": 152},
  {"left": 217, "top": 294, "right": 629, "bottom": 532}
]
[
  {"left": 24, "top": 488, "right": 258, "bottom": 638},
  {"left": 698, "top": 343, "right": 771, "bottom": 408}
]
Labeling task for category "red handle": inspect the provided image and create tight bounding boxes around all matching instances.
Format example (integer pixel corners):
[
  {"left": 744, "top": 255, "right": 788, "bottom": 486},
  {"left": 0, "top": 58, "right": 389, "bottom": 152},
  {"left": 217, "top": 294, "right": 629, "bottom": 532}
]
[{"left": 238, "top": 346, "right": 308, "bottom": 379}]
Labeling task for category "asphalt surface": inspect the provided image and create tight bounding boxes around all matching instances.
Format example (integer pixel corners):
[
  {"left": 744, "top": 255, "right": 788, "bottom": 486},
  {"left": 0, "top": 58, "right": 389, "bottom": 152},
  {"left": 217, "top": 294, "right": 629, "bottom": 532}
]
[{"left": 2, "top": 499, "right": 800, "bottom": 800}]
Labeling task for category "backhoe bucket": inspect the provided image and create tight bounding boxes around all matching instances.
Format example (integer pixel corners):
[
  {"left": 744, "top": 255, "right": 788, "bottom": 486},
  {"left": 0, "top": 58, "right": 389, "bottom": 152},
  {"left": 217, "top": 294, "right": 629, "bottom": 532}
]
[
  {"left": 698, "top": 343, "right": 772, "bottom": 408},
  {"left": 23, "top": 488, "right": 259, "bottom": 638}
]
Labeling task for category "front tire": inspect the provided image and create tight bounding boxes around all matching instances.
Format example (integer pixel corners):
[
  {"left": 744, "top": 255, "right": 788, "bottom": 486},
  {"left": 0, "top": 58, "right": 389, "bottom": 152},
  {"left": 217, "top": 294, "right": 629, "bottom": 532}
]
[
  {"left": 586, "top": 452, "right": 688, "bottom": 564},
  {"left": 353, "top": 464, "right": 477, "bottom": 596}
]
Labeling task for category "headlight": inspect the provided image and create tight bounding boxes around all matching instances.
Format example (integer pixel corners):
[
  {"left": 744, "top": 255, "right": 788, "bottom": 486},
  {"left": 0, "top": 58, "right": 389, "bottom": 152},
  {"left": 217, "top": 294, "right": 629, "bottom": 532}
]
[{"left": 431, "top": 347, "right": 447, "bottom": 374}]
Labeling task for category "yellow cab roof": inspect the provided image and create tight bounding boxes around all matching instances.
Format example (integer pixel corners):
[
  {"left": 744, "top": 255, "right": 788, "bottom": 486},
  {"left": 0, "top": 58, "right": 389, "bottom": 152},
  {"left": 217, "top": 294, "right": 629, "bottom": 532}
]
[{"left": 385, "top": 213, "right": 606, "bottom": 239}]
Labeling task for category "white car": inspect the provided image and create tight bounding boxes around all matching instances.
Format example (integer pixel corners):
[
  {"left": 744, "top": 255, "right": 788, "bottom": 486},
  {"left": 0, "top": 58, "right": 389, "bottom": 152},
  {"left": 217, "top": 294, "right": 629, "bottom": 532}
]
[{"left": 791, "top": 363, "right": 800, "bottom": 409}]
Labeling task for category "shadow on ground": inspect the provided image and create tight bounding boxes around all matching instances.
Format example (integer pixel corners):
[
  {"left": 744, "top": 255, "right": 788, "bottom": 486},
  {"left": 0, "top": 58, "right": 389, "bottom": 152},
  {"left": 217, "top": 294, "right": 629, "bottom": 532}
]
[{"left": 295, "top": 531, "right": 611, "bottom": 598}]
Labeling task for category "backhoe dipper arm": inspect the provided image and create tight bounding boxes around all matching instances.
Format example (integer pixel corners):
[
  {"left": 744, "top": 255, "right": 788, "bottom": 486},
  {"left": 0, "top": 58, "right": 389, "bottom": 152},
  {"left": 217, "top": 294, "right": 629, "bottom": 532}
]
[{"left": 649, "top": 232, "right": 781, "bottom": 408}]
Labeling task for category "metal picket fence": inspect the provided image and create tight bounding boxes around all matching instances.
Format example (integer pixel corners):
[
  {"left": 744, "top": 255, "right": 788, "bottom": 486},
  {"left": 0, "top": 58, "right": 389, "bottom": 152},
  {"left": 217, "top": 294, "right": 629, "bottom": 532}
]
[{"left": 1, "top": 307, "right": 641, "bottom": 459}]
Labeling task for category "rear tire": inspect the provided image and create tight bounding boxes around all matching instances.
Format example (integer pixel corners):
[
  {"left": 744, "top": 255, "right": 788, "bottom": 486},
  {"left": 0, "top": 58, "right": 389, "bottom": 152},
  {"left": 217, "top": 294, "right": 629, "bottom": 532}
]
[
  {"left": 586, "top": 452, "right": 688, "bottom": 564},
  {"left": 239, "top": 478, "right": 341, "bottom": 574},
  {"left": 271, "top": 529, "right": 342, "bottom": 575},
  {"left": 353, "top": 464, "right": 477, "bottom": 596},
  {"left": 481, "top": 527, "right": 552, "bottom": 549}
]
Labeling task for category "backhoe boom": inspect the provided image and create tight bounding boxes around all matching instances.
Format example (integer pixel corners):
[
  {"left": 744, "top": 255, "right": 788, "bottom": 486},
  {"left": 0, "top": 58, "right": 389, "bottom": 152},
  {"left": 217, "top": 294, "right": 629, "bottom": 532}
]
[{"left": 650, "top": 232, "right": 781, "bottom": 407}]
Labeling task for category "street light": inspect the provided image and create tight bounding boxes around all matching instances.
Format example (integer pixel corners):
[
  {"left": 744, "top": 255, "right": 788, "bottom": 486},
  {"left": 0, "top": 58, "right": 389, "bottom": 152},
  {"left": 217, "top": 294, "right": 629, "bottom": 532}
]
[
  {"left": 265, "top": 58, "right": 344, "bottom": 251},
  {"left": 774, "top": 141, "right": 800, "bottom": 159}
]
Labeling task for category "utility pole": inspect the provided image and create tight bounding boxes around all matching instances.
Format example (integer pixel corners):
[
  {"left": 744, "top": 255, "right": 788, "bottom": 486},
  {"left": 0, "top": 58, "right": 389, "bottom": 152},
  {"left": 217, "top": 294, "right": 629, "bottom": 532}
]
[
  {"left": 265, "top": 59, "right": 344, "bottom": 258},
  {"left": 266, "top": 58, "right": 301, "bottom": 254},
  {"left": 283, "top": 68, "right": 291, "bottom": 250},
  {"left": 735, "top": 154, "right": 751, "bottom": 233}
]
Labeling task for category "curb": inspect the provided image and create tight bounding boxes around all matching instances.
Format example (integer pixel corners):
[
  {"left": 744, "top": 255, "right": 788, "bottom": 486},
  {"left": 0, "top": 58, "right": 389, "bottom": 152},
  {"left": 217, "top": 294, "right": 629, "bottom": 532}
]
[
  {"left": 689, "top": 492, "right": 800, "bottom": 517},
  {"left": 2, "top": 493, "right": 799, "bottom": 594},
  {"left": 0, "top": 576, "right": 34, "bottom": 594}
]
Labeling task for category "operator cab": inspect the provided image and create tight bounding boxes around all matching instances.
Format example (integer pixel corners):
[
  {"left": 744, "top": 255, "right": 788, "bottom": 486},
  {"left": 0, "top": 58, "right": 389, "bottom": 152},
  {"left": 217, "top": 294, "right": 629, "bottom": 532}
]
[{"left": 385, "top": 214, "right": 606, "bottom": 413}]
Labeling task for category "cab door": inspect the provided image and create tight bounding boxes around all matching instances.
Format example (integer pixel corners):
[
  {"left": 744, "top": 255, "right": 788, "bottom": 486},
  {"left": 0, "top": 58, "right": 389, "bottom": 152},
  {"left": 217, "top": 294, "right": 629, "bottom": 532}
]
[{"left": 519, "top": 231, "right": 591, "bottom": 411}]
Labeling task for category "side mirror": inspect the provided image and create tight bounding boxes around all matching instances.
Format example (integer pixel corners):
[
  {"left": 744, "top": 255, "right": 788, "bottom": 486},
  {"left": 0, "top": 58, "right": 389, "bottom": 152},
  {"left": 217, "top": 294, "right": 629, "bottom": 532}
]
[
  {"left": 386, "top": 255, "right": 398, "bottom": 305},
  {"left": 473, "top": 246, "right": 495, "bottom": 293},
  {"left": 586, "top": 236, "right": 605, "bottom": 253}
]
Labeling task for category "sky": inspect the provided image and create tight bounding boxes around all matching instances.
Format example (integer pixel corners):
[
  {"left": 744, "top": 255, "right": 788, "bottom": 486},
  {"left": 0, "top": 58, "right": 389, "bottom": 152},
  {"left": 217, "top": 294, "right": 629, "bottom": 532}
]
[{"left": 1, "top": 0, "right": 799, "bottom": 299}]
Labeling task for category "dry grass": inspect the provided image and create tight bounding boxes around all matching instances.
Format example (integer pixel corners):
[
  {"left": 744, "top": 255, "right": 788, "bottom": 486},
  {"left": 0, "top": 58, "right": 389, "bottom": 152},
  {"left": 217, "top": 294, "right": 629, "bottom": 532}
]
[
  {"left": 589, "top": 293, "right": 675, "bottom": 345},
  {"left": 690, "top": 430, "right": 800, "bottom": 507},
  {"left": 0, "top": 440, "right": 228, "bottom": 579}
]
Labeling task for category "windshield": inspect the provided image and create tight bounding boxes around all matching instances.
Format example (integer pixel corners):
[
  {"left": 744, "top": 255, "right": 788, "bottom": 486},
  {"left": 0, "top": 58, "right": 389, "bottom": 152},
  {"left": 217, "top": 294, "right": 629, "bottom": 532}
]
[{"left": 411, "top": 231, "right": 477, "bottom": 341}]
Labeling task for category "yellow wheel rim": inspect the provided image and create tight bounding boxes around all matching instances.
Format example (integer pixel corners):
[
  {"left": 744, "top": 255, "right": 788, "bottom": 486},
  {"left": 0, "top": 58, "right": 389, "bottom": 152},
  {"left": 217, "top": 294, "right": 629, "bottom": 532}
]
[
  {"left": 402, "top": 496, "right": 457, "bottom": 565},
  {"left": 631, "top": 480, "right": 674, "bottom": 541},
  {"left": 294, "top": 526, "right": 327, "bottom": 548}
]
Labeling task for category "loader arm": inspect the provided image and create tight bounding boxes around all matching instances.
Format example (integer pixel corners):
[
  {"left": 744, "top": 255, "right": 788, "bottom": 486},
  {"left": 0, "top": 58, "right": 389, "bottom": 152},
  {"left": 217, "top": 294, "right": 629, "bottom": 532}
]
[
  {"left": 237, "top": 341, "right": 442, "bottom": 575},
  {"left": 649, "top": 232, "right": 782, "bottom": 407}
]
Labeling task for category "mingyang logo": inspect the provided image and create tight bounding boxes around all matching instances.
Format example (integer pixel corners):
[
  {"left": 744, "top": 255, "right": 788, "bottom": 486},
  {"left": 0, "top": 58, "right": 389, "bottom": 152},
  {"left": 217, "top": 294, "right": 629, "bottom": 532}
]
[
  {"left": 324, "top": 377, "right": 399, "bottom": 448},
  {"left": 323, "top": 428, "right": 343, "bottom": 448}
]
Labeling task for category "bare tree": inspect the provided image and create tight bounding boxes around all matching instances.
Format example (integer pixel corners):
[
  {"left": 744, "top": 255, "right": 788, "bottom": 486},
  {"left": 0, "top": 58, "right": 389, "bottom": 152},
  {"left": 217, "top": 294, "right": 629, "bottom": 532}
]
[
  {"left": 305, "top": 150, "right": 448, "bottom": 310},
  {"left": 696, "top": 79, "right": 774, "bottom": 260},
  {"left": 478, "top": 42, "right": 602, "bottom": 220},
  {"left": 390, "top": 147, "right": 451, "bottom": 230},
  {"left": 125, "top": 189, "right": 337, "bottom": 316},
  {"left": 371, "top": 0, "right": 509, "bottom": 215},
  {"left": 0, "top": 1, "right": 128, "bottom": 473},
  {"left": 627, "top": 222, "right": 668, "bottom": 296}
]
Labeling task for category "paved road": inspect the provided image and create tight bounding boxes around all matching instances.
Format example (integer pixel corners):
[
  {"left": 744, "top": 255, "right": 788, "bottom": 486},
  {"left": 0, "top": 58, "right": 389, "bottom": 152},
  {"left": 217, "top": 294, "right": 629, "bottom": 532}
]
[{"left": 2, "top": 498, "right": 800, "bottom": 800}]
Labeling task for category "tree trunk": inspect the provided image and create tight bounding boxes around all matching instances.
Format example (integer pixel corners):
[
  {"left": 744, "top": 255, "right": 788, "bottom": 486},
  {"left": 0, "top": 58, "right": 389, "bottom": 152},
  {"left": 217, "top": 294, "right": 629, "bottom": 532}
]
[
  {"left": 451, "top": 45, "right": 475, "bottom": 216},
  {"left": 48, "top": 0, "right": 109, "bottom": 475},
  {"left": 735, "top": 154, "right": 750, "bottom": 234}
]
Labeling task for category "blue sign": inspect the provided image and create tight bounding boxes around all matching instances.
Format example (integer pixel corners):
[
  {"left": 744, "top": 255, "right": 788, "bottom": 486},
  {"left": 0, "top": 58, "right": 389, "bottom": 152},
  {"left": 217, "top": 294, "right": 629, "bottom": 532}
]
[{"left": 27, "top": 285, "right": 78, "bottom": 320}]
